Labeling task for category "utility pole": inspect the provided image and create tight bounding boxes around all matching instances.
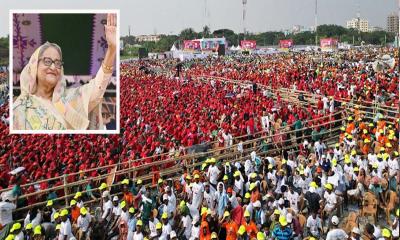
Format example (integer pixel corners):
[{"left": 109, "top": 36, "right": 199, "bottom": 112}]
[
  {"left": 243, "top": 0, "right": 247, "bottom": 40},
  {"left": 314, "top": 0, "right": 318, "bottom": 46},
  {"left": 128, "top": 25, "right": 131, "bottom": 37}
]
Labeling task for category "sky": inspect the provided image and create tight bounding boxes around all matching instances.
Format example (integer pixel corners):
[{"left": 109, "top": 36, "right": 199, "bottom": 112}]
[{"left": 1, "top": 0, "right": 397, "bottom": 37}]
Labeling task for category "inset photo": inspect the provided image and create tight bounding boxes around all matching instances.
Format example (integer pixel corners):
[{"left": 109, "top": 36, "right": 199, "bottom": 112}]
[{"left": 10, "top": 10, "right": 120, "bottom": 133}]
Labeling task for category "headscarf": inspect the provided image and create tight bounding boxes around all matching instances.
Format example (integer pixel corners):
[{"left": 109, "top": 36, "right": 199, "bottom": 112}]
[{"left": 15, "top": 42, "right": 104, "bottom": 130}]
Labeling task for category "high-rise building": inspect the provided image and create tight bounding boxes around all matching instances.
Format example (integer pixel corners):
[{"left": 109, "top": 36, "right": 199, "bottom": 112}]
[
  {"left": 387, "top": 13, "right": 399, "bottom": 34},
  {"left": 346, "top": 18, "right": 369, "bottom": 32}
]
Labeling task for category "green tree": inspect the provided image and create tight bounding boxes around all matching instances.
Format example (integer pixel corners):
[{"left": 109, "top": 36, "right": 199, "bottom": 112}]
[{"left": 180, "top": 28, "right": 197, "bottom": 40}]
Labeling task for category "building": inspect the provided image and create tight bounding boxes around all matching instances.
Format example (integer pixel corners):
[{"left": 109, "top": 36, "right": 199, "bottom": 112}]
[
  {"left": 346, "top": 18, "right": 369, "bottom": 32},
  {"left": 135, "top": 35, "right": 161, "bottom": 42},
  {"left": 387, "top": 13, "right": 399, "bottom": 34},
  {"left": 368, "top": 26, "right": 384, "bottom": 32}
]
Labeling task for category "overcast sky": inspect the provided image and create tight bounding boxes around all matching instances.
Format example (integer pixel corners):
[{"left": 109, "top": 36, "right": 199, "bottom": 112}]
[{"left": 1, "top": 0, "right": 397, "bottom": 37}]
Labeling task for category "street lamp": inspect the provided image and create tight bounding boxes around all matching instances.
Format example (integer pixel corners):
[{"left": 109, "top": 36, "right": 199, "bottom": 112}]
[{"left": 243, "top": 0, "right": 247, "bottom": 40}]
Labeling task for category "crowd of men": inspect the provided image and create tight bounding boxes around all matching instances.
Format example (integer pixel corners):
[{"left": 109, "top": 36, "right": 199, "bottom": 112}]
[{"left": 0, "top": 47, "right": 399, "bottom": 240}]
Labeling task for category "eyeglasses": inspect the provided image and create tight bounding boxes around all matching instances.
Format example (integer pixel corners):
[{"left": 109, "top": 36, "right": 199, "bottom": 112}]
[{"left": 39, "top": 57, "right": 63, "bottom": 69}]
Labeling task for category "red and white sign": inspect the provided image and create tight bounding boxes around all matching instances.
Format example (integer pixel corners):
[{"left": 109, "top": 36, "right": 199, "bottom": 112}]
[
  {"left": 320, "top": 38, "right": 338, "bottom": 48},
  {"left": 240, "top": 40, "right": 257, "bottom": 50},
  {"left": 279, "top": 39, "right": 294, "bottom": 49},
  {"left": 183, "top": 40, "right": 201, "bottom": 50}
]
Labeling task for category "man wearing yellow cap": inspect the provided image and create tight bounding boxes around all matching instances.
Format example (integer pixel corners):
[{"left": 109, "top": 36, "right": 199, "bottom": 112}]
[
  {"left": 10, "top": 222, "right": 23, "bottom": 240},
  {"left": 323, "top": 183, "right": 337, "bottom": 218},
  {"left": 272, "top": 215, "right": 293, "bottom": 240},
  {"left": 191, "top": 173, "right": 204, "bottom": 209},
  {"left": 220, "top": 211, "right": 238, "bottom": 240},
  {"left": 59, "top": 209, "right": 75, "bottom": 240},
  {"left": 77, "top": 207, "right": 92, "bottom": 240},
  {"left": 242, "top": 210, "right": 257, "bottom": 239}
]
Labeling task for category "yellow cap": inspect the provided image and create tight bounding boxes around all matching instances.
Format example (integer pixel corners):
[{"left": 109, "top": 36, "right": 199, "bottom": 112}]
[
  {"left": 162, "top": 212, "right": 168, "bottom": 219},
  {"left": 210, "top": 158, "right": 216, "bottom": 163},
  {"left": 364, "top": 138, "right": 370, "bottom": 143},
  {"left": 245, "top": 192, "right": 251, "bottom": 199},
  {"left": 363, "top": 129, "right": 368, "bottom": 134},
  {"left": 223, "top": 211, "right": 230, "bottom": 217},
  {"left": 386, "top": 142, "right": 392, "bottom": 148},
  {"left": 54, "top": 212, "right": 59, "bottom": 219},
  {"left": 249, "top": 183, "right": 256, "bottom": 191},
  {"left": 309, "top": 181, "right": 318, "bottom": 188},
  {"left": 372, "top": 163, "right": 378, "bottom": 169},
  {"left": 324, "top": 183, "right": 333, "bottom": 190},
  {"left": 257, "top": 232, "right": 266, "bottom": 240},
  {"left": 121, "top": 179, "right": 130, "bottom": 185},
  {"left": 279, "top": 216, "right": 288, "bottom": 226},
  {"left": 382, "top": 228, "right": 391, "bottom": 238},
  {"left": 137, "top": 179, "right": 143, "bottom": 184},
  {"left": 129, "top": 207, "right": 135, "bottom": 214},
  {"left": 60, "top": 209, "right": 68, "bottom": 217},
  {"left": 158, "top": 178, "right": 163, "bottom": 184},
  {"left": 308, "top": 237, "right": 317, "bottom": 240},
  {"left": 394, "top": 151, "right": 399, "bottom": 156},
  {"left": 335, "top": 143, "right": 340, "bottom": 147},
  {"left": 211, "top": 232, "right": 218, "bottom": 239},
  {"left": 389, "top": 135, "right": 394, "bottom": 140},
  {"left": 185, "top": 174, "right": 191, "bottom": 180},
  {"left": 46, "top": 200, "right": 53, "bottom": 207},
  {"left": 379, "top": 129, "right": 384, "bottom": 133},
  {"left": 347, "top": 116, "right": 353, "bottom": 121},
  {"left": 223, "top": 175, "right": 228, "bottom": 181},
  {"left": 268, "top": 164, "right": 273, "bottom": 169},
  {"left": 282, "top": 159, "right": 287, "bottom": 164},
  {"left": 33, "top": 225, "right": 42, "bottom": 235},
  {"left": 340, "top": 127, "right": 345, "bottom": 131},
  {"left": 10, "top": 222, "right": 21, "bottom": 233},
  {"left": 201, "top": 207, "right": 208, "bottom": 216},
  {"left": 244, "top": 210, "right": 250, "bottom": 217},
  {"left": 156, "top": 222, "right": 163, "bottom": 230},
  {"left": 299, "top": 170, "right": 305, "bottom": 175},
  {"left": 25, "top": 223, "right": 33, "bottom": 230},
  {"left": 120, "top": 200, "right": 126, "bottom": 208},
  {"left": 237, "top": 225, "right": 246, "bottom": 235},
  {"left": 56, "top": 224, "right": 61, "bottom": 230},
  {"left": 345, "top": 158, "right": 351, "bottom": 164},
  {"left": 5, "top": 235, "right": 15, "bottom": 240},
  {"left": 368, "top": 123, "right": 374, "bottom": 127},
  {"left": 194, "top": 174, "right": 200, "bottom": 179},
  {"left": 274, "top": 209, "right": 281, "bottom": 215},
  {"left": 234, "top": 171, "right": 240, "bottom": 177},
  {"left": 353, "top": 167, "right": 359, "bottom": 172},
  {"left": 74, "top": 192, "right": 82, "bottom": 199},
  {"left": 344, "top": 154, "right": 350, "bottom": 161},
  {"left": 331, "top": 159, "right": 337, "bottom": 166},
  {"left": 70, "top": 199, "right": 77, "bottom": 206},
  {"left": 180, "top": 200, "right": 186, "bottom": 208},
  {"left": 99, "top": 182, "right": 108, "bottom": 190},
  {"left": 80, "top": 207, "right": 88, "bottom": 215},
  {"left": 250, "top": 172, "right": 257, "bottom": 179},
  {"left": 396, "top": 208, "right": 399, "bottom": 217},
  {"left": 136, "top": 220, "right": 143, "bottom": 226},
  {"left": 351, "top": 149, "right": 357, "bottom": 156},
  {"left": 380, "top": 147, "right": 386, "bottom": 152}
]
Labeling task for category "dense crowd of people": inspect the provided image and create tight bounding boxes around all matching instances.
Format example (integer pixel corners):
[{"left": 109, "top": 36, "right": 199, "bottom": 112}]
[{"left": 0, "top": 47, "right": 399, "bottom": 239}]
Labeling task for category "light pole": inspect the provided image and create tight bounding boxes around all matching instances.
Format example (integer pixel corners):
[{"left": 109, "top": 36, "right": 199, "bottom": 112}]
[
  {"left": 314, "top": 0, "right": 318, "bottom": 46},
  {"left": 243, "top": 0, "right": 247, "bottom": 40}
]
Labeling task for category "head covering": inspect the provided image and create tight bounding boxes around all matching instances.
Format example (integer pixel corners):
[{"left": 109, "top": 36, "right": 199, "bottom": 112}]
[
  {"left": 331, "top": 215, "right": 339, "bottom": 225},
  {"left": 15, "top": 42, "right": 104, "bottom": 130}
]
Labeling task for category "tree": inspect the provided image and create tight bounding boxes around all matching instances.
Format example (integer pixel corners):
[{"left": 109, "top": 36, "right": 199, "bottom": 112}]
[
  {"left": 180, "top": 28, "right": 197, "bottom": 40},
  {"left": 202, "top": 25, "right": 211, "bottom": 38}
]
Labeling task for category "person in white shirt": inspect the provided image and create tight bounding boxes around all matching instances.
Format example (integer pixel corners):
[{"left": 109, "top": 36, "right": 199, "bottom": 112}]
[
  {"left": 60, "top": 209, "right": 75, "bottom": 240},
  {"left": 326, "top": 216, "right": 348, "bottom": 240},
  {"left": 203, "top": 183, "right": 216, "bottom": 211},
  {"left": 306, "top": 212, "right": 322, "bottom": 238},
  {"left": 323, "top": 184, "right": 337, "bottom": 217},
  {"left": 207, "top": 160, "right": 221, "bottom": 188},
  {"left": 77, "top": 207, "right": 92, "bottom": 240},
  {"left": 132, "top": 220, "right": 144, "bottom": 240},
  {"left": 233, "top": 171, "right": 244, "bottom": 197},
  {"left": 191, "top": 175, "right": 204, "bottom": 209},
  {"left": 23, "top": 207, "right": 42, "bottom": 228},
  {"left": 190, "top": 215, "right": 200, "bottom": 240},
  {"left": 0, "top": 194, "right": 16, "bottom": 227},
  {"left": 160, "top": 213, "right": 172, "bottom": 239},
  {"left": 101, "top": 191, "right": 113, "bottom": 223}
]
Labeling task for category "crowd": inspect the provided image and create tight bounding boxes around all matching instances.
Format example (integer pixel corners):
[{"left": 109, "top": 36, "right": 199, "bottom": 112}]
[
  {"left": 0, "top": 47, "right": 399, "bottom": 239},
  {"left": 1, "top": 112, "right": 399, "bottom": 240}
]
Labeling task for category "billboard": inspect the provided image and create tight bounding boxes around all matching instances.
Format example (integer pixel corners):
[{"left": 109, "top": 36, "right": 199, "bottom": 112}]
[
  {"left": 183, "top": 40, "right": 201, "bottom": 51},
  {"left": 320, "top": 38, "right": 338, "bottom": 51},
  {"left": 279, "top": 39, "right": 294, "bottom": 49},
  {"left": 183, "top": 38, "right": 227, "bottom": 52},
  {"left": 240, "top": 40, "right": 257, "bottom": 50}
]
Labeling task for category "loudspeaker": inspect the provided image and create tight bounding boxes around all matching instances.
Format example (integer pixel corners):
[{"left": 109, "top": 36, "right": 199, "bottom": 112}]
[
  {"left": 138, "top": 48, "right": 148, "bottom": 59},
  {"left": 218, "top": 44, "right": 225, "bottom": 56}
]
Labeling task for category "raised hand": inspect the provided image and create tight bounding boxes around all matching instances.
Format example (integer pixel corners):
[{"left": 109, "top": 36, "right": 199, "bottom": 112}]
[{"left": 105, "top": 13, "right": 117, "bottom": 49}]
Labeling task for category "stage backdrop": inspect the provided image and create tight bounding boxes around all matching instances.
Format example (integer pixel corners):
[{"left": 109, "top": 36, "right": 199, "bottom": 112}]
[{"left": 13, "top": 13, "right": 113, "bottom": 77}]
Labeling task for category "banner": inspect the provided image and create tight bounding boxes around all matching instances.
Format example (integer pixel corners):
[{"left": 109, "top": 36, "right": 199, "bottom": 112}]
[
  {"left": 320, "top": 38, "right": 338, "bottom": 51},
  {"left": 279, "top": 39, "right": 294, "bottom": 49},
  {"left": 183, "top": 40, "right": 201, "bottom": 51},
  {"left": 240, "top": 40, "right": 257, "bottom": 50}
]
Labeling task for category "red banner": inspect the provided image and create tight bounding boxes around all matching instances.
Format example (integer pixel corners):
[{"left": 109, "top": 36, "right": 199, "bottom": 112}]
[
  {"left": 240, "top": 40, "right": 257, "bottom": 49},
  {"left": 279, "top": 39, "right": 293, "bottom": 49},
  {"left": 183, "top": 40, "right": 201, "bottom": 50},
  {"left": 320, "top": 38, "right": 338, "bottom": 48}
]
